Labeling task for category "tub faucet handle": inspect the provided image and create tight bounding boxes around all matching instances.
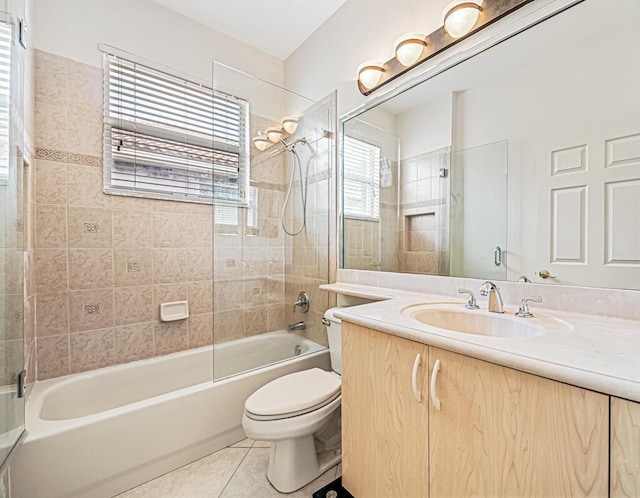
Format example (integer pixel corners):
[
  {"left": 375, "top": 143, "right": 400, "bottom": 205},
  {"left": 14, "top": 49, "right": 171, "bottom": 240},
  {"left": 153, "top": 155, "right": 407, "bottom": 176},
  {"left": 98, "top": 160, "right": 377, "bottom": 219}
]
[{"left": 293, "top": 291, "right": 309, "bottom": 313}]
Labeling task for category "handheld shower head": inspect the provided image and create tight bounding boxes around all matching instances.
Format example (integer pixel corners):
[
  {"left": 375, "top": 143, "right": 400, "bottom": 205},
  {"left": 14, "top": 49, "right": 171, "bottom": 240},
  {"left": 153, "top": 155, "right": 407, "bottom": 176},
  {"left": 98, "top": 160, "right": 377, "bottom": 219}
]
[{"left": 278, "top": 136, "right": 307, "bottom": 152}]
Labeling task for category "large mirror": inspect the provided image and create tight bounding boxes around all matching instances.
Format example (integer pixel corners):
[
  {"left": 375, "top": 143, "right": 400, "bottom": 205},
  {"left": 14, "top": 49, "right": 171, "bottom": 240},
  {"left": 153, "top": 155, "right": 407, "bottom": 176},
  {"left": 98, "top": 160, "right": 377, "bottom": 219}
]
[{"left": 340, "top": 0, "right": 640, "bottom": 290}]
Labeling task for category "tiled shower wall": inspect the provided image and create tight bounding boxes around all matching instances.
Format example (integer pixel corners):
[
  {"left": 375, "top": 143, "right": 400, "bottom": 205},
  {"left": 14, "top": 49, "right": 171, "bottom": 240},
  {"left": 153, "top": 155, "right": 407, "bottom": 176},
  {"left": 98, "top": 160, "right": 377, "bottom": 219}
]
[
  {"left": 398, "top": 147, "right": 450, "bottom": 275},
  {"left": 33, "top": 50, "right": 291, "bottom": 379}
]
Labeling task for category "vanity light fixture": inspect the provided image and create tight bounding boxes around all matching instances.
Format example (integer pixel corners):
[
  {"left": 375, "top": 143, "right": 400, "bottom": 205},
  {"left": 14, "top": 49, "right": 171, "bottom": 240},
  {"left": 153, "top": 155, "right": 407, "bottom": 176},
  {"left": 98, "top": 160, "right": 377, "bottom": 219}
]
[
  {"left": 355, "top": 0, "right": 532, "bottom": 96},
  {"left": 443, "top": 0, "right": 483, "bottom": 39},
  {"left": 394, "top": 33, "right": 427, "bottom": 67},
  {"left": 282, "top": 116, "right": 299, "bottom": 134},
  {"left": 252, "top": 136, "right": 271, "bottom": 151},
  {"left": 265, "top": 126, "right": 285, "bottom": 143},
  {"left": 357, "top": 61, "right": 385, "bottom": 91}
]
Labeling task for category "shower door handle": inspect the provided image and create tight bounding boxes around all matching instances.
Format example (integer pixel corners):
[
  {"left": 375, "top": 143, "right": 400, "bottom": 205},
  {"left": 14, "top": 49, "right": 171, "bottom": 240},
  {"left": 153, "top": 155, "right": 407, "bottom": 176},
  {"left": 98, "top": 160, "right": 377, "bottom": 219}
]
[{"left": 494, "top": 246, "right": 502, "bottom": 267}]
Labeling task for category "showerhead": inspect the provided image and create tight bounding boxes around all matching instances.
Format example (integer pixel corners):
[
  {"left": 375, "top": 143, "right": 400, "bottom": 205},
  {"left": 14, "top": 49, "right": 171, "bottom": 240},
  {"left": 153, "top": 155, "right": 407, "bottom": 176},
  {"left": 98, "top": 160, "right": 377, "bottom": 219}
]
[{"left": 278, "top": 136, "right": 307, "bottom": 152}]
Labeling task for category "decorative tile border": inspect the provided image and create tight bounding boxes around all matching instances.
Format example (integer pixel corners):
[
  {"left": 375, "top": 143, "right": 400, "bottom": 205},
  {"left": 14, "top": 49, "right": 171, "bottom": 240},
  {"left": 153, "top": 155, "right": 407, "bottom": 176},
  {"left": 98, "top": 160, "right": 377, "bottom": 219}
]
[{"left": 36, "top": 147, "right": 102, "bottom": 167}]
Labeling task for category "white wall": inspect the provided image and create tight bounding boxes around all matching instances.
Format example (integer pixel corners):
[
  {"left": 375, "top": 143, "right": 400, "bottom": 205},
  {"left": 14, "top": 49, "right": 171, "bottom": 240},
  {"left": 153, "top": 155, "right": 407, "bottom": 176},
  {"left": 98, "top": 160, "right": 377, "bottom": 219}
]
[
  {"left": 396, "top": 94, "right": 452, "bottom": 160},
  {"left": 283, "top": 0, "right": 452, "bottom": 117},
  {"left": 32, "top": 0, "right": 283, "bottom": 86}
]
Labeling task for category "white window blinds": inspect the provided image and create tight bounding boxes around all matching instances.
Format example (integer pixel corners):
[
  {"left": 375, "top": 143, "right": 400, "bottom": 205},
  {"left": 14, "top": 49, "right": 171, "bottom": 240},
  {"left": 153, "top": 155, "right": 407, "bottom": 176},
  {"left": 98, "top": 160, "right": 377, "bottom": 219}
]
[
  {"left": 343, "top": 136, "right": 381, "bottom": 219},
  {"left": 0, "top": 22, "right": 11, "bottom": 184},
  {"left": 103, "top": 53, "right": 249, "bottom": 204}
]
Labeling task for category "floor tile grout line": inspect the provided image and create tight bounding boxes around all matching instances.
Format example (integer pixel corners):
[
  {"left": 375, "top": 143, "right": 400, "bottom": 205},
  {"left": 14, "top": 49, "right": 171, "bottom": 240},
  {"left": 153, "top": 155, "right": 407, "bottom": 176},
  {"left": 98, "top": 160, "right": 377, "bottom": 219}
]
[{"left": 216, "top": 446, "right": 254, "bottom": 498}]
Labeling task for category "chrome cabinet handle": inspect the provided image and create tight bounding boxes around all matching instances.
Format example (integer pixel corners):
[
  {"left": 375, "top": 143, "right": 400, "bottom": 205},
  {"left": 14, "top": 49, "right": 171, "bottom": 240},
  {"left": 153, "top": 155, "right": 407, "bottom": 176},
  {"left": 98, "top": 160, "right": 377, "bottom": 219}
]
[
  {"left": 494, "top": 246, "right": 502, "bottom": 267},
  {"left": 411, "top": 353, "right": 422, "bottom": 402},
  {"left": 430, "top": 359, "right": 441, "bottom": 411},
  {"left": 538, "top": 269, "right": 557, "bottom": 279}
]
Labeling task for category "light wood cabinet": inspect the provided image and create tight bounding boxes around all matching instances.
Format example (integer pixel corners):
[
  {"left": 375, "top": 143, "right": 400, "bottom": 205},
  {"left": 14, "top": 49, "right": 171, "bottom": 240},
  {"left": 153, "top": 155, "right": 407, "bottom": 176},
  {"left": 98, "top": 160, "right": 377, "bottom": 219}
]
[
  {"left": 342, "top": 322, "right": 429, "bottom": 498},
  {"left": 611, "top": 397, "right": 640, "bottom": 497},
  {"left": 342, "top": 322, "right": 610, "bottom": 497},
  {"left": 428, "top": 347, "right": 609, "bottom": 497}
]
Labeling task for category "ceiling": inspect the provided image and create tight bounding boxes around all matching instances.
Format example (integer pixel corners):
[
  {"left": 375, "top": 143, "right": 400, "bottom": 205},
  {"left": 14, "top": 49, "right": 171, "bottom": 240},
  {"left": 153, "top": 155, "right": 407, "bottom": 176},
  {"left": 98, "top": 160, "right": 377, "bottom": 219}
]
[{"left": 149, "top": 0, "right": 347, "bottom": 60}]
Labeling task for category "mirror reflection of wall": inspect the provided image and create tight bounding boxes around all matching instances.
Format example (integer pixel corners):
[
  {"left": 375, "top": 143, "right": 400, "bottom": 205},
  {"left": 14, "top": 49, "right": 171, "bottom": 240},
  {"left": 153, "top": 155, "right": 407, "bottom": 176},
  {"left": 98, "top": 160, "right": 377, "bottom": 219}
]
[{"left": 340, "top": 0, "right": 640, "bottom": 291}]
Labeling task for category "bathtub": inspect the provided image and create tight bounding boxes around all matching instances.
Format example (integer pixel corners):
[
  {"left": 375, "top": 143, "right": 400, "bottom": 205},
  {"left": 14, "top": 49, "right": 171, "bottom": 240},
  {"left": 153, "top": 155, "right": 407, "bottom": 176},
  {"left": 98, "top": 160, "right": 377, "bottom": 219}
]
[{"left": 11, "top": 331, "right": 329, "bottom": 498}]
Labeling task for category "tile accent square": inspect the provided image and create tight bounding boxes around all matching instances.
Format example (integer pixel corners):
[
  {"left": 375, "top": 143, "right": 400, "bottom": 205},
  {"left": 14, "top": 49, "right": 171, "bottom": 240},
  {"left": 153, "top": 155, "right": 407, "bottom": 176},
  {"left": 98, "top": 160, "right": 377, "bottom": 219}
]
[{"left": 68, "top": 288, "right": 114, "bottom": 332}]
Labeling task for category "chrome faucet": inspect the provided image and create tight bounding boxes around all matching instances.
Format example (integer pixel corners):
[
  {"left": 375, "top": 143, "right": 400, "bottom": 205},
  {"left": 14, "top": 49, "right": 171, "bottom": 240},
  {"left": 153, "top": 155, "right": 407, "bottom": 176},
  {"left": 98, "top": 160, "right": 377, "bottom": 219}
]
[
  {"left": 479, "top": 281, "right": 504, "bottom": 313},
  {"left": 288, "top": 321, "right": 306, "bottom": 331}
]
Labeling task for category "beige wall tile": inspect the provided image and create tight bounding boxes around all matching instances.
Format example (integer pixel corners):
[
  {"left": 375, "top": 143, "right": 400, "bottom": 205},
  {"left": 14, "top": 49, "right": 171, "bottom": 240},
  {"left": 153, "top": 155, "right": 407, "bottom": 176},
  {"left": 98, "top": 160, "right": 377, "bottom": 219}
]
[
  {"left": 188, "top": 281, "right": 213, "bottom": 315},
  {"left": 35, "top": 204, "right": 67, "bottom": 248},
  {"left": 36, "top": 334, "right": 70, "bottom": 380},
  {"left": 188, "top": 313, "right": 213, "bottom": 348},
  {"left": 113, "top": 248, "right": 153, "bottom": 286},
  {"left": 67, "top": 207, "right": 112, "bottom": 248},
  {"left": 67, "top": 59, "right": 103, "bottom": 113},
  {"left": 68, "top": 248, "right": 113, "bottom": 290},
  {"left": 214, "top": 310, "right": 244, "bottom": 343},
  {"left": 67, "top": 163, "right": 112, "bottom": 208},
  {"left": 244, "top": 306, "right": 269, "bottom": 336},
  {"left": 114, "top": 285, "right": 154, "bottom": 326},
  {"left": 67, "top": 105, "right": 103, "bottom": 157},
  {"left": 268, "top": 303, "right": 284, "bottom": 332},
  {"left": 154, "top": 320, "right": 188, "bottom": 355},
  {"left": 188, "top": 247, "right": 213, "bottom": 281},
  {"left": 68, "top": 288, "right": 114, "bottom": 333},
  {"left": 35, "top": 50, "right": 68, "bottom": 106},
  {"left": 69, "top": 328, "right": 117, "bottom": 373},
  {"left": 152, "top": 211, "right": 188, "bottom": 248},
  {"left": 112, "top": 210, "right": 152, "bottom": 248},
  {"left": 35, "top": 160, "right": 66, "bottom": 204},
  {"left": 36, "top": 292, "right": 69, "bottom": 337},
  {"left": 114, "top": 322, "right": 154, "bottom": 363},
  {"left": 214, "top": 280, "right": 244, "bottom": 312},
  {"left": 35, "top": 249, "right": 68, "bottom": 292},
  {"left": 153, "top": 248, "right": 188, "bottom": 284},
  {"left": 35, "top": 102, "right": 67, "bottom": 150}
]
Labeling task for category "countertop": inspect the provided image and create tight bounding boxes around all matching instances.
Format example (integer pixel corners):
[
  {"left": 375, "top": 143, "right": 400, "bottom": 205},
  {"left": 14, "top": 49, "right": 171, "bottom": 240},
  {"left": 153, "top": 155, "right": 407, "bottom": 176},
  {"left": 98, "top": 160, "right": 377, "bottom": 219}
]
[{"left": 320, "top": 282, "right": 640, "bottom": 403}]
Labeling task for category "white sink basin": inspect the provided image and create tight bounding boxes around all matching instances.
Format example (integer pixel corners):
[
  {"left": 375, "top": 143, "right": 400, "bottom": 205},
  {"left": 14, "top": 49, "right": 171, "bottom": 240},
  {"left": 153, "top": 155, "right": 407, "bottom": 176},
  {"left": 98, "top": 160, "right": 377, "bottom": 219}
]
[{"left": 401, "top": 304, "right": 568, "bottom": 338}]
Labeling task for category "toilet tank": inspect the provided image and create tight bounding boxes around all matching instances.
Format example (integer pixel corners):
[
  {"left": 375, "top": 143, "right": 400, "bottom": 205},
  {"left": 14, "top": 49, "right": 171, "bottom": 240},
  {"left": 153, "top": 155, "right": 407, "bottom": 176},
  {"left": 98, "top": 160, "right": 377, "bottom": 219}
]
[{"left": 323, "top": 307, "right": 344, "bottom": 375}]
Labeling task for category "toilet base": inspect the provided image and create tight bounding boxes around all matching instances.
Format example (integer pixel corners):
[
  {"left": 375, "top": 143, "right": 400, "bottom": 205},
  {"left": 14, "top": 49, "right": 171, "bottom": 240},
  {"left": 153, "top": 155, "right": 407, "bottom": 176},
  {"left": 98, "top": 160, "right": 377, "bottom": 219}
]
[{"left": 266, "top": 436, "right": 342, "bottom": 493}]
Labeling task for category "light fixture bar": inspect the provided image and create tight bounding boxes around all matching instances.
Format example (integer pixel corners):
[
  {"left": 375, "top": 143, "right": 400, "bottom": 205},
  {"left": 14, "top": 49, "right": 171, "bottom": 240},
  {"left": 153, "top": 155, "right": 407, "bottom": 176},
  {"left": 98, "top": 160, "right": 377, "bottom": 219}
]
[{"left": 357, "top": 0, "right": 535, "bottom": 96}]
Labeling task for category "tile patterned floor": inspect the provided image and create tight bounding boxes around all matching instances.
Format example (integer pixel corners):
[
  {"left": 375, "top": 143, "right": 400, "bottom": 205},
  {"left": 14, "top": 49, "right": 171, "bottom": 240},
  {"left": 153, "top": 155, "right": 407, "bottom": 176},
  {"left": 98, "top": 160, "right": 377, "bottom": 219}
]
[{"left": 117, "top": 439, "right": 341, "bottom": 498}]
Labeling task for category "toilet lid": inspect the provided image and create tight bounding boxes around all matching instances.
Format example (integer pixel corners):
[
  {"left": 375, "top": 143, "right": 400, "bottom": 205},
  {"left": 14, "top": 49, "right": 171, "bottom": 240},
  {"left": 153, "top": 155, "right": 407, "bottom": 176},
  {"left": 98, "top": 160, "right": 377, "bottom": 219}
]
[{"left": 245, "top": 368, "right": 341, "bottom": 418}]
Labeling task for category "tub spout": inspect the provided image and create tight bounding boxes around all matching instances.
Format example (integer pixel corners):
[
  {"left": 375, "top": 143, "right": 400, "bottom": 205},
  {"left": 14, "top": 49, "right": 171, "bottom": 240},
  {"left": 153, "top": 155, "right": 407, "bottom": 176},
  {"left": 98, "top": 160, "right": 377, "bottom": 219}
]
[{"left": 287, "top": 321, "right": 306, "bottom": 331}]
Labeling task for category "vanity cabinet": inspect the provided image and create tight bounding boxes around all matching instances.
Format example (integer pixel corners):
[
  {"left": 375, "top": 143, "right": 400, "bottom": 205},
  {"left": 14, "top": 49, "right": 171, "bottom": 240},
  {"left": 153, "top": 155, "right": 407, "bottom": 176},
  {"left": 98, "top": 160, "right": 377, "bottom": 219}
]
[
  {"left": 611, "top": 397, "right": 640, "bottom": 497},
  {"left": 428, "top": 347, "right": 608, "bottom": 497},
  {"left": 342, "top": 322, "right": 429, "bottom": 497},
  {"left": 342, "top": 322, "right": 610, "bottom": 498}
]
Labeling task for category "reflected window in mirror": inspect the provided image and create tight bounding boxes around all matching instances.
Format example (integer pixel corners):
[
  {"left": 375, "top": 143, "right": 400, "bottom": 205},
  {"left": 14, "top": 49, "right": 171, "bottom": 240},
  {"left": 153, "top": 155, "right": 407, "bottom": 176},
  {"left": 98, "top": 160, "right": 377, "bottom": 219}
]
[{"left": 343, "top": 136, "right": 381, "bottom": 220}]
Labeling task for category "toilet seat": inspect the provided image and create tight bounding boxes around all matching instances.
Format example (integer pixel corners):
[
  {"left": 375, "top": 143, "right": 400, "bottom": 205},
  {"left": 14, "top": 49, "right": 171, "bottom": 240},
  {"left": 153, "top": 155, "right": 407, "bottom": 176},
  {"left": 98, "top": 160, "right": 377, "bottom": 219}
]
[{"left": 245, "top": 368, "right": 341, "bottom": 421}]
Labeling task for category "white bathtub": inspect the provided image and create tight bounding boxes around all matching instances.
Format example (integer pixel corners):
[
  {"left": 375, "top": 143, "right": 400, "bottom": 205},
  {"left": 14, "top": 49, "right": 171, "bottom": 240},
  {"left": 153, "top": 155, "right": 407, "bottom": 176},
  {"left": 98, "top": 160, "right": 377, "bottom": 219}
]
[{"left": 11, "top": 331, "right": 329, "bottom": 498}]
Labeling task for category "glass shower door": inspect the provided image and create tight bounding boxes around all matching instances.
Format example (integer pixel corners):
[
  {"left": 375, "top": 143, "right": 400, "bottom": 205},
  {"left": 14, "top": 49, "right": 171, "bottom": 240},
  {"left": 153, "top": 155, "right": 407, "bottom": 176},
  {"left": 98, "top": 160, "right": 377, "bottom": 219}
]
[
  {"left": 211, "top": 62, "right": 335, "bottom": 381},
  {"left": 449, "top": 141, "right": 508, "bottom": 280},
  {"left": 0, "top": 14, "right": 26, "bottom": 473}
]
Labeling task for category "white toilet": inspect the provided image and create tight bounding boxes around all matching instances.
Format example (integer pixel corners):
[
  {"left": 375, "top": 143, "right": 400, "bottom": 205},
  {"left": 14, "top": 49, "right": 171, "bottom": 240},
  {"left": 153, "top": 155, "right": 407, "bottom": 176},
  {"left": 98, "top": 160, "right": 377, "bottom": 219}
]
[{"left": 241, "top": 307, "right": 344, "bottom": 493}]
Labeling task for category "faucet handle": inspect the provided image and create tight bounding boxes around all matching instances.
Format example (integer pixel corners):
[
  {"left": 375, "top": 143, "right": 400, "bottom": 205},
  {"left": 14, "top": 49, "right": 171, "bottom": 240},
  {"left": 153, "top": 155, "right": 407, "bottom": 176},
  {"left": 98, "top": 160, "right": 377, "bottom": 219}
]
[
  {"left": 458, "top": 288, "right": 480, "bottom": 310},
  {"left": 516, "top": 296, "right": 543, "bottom": 318}
]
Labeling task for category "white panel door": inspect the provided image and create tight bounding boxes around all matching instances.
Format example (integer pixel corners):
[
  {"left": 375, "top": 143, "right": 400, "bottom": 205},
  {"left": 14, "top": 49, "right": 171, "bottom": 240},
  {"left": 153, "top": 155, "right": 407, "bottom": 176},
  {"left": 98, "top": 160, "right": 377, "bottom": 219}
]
[{"left": 535, "top": 118, "right": 640, "bottom": 289}]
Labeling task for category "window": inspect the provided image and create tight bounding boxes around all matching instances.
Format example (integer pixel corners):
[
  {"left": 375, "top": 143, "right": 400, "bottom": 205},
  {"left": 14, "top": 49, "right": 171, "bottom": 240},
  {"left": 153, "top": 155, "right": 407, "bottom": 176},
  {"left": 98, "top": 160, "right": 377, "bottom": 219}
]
[
  {"left": 103, "top": 52, "right": 249, "bottom": 204},
  {"left": 343, "top": 135, "right": 381, "bottom": 219},
  {"left": 0, "top": 21, "right": 11, "bottom": 185}
]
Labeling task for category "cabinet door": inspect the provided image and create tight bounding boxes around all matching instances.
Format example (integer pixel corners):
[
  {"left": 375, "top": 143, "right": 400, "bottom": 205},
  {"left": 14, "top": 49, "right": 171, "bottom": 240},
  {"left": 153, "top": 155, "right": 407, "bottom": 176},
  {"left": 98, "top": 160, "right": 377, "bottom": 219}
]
[
  {"left": 611, "top": 397, "right": 640, "bottom": 497},
  {"left": 428, "top": 347, "right": 608, "bottom": 497},
  {"left": 342, "top": 322, "right": 429, "bottom": 498}
]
